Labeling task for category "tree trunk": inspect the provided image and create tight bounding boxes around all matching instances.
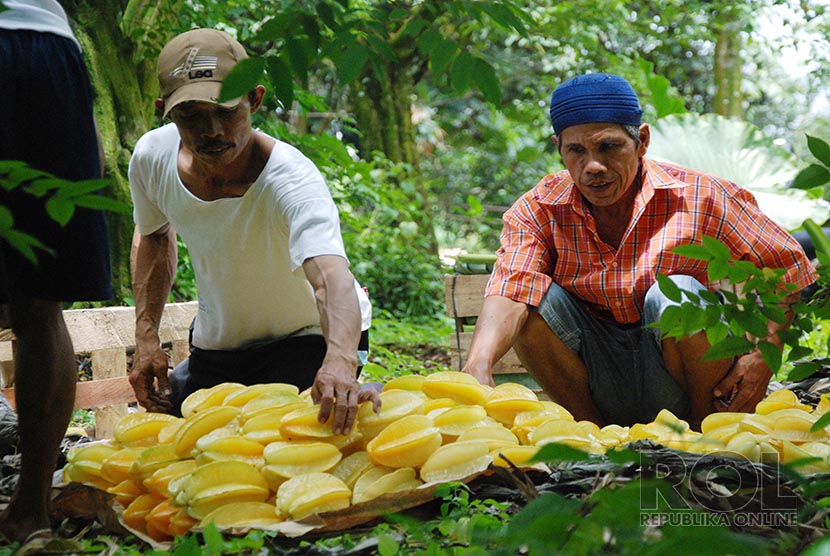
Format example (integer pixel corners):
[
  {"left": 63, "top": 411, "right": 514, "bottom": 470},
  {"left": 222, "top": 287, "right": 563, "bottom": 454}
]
[
  {"left": 347, "top": 7, "right": 440, "bottom": 254},
  {"left": 711, "top": 18, "right": 743, "bottom": 119},
  {"left": 64, "top": 0, "right": 179, "bottom": 302}
]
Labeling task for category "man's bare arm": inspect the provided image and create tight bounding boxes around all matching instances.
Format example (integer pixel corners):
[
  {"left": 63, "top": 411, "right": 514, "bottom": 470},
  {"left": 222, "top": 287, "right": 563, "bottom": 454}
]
[
  {"left": 303, "top": 255, "right": 377, "bottom": 434},
  {"left": 129, "top": 224, "right": 177, "bottom": 412},
  {"left": 461, "top": 295, "right": 530, "bottom": 385}
]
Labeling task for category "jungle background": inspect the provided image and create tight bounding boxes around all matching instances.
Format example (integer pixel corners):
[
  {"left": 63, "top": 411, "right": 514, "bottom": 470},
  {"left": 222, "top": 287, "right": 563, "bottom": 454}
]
[
  {"left": 5, "top": 0, "right": 830, "bottom": 554},
  {"left": 62, "top": 0, "right": 830, "bottom": 319}
]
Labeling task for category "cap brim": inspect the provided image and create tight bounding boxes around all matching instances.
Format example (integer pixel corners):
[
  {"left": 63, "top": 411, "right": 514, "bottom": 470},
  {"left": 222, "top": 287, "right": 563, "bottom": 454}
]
[{"left": 162, "top": 81, "right": 242, "bottom": 119}]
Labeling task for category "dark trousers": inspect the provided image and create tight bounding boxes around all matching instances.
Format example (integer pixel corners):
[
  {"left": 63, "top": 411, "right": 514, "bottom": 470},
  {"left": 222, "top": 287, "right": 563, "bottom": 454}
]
[{"left": 169, "top": 330, "right": 369, "bottom": 416}]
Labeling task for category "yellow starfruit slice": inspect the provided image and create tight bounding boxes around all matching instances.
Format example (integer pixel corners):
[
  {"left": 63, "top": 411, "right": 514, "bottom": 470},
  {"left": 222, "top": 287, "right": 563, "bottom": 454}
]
[{"left": 366, "top": 414, "right": 442, "bottom": 468}]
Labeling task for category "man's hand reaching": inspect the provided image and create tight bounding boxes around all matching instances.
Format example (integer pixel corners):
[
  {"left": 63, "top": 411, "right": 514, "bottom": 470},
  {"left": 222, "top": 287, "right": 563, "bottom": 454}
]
[
  {"left": 311, "top": 368, "right": 381, "bottom": 435},
  {"left": 713, "top": 351, "right": 773, "bottom": 413},
  {"left": 129, "top": 346, "right": 173, "bottom": 413}
]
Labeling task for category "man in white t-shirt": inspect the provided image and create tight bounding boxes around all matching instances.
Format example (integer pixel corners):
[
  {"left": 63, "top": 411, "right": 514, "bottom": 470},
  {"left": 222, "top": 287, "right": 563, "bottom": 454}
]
[{"left": 128, "top": 28, "right": 376, "bottom": 434}]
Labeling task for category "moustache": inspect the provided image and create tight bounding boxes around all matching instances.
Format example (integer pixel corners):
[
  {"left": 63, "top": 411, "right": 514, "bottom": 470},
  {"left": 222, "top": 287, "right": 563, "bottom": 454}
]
[{"left": 197, "top": 141, "right": 233, "bottom": 152}]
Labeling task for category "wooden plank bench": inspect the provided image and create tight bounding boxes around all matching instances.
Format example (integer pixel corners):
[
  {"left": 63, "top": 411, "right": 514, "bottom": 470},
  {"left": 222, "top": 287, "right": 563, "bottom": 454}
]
[
  {"left": 443, "top": 274, "right": 542, "bottom": 391},
  {"left": 0, "top": 301, "right": 197, "bottom": 438}
]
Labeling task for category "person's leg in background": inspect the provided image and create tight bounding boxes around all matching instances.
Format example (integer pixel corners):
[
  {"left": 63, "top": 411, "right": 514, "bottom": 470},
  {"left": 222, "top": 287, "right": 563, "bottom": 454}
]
[{"left": 1, "top": 298, "right": 76, "bottom": 542}]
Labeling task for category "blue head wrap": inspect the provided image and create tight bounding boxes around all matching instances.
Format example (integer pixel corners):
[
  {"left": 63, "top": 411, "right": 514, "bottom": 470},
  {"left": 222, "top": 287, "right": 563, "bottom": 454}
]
[{"left": 549, "top": 73, "right": 643, "bottom": 135}]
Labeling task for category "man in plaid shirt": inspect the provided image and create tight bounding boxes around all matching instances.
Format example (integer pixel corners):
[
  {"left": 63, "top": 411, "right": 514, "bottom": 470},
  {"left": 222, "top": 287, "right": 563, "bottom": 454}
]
[{"left": 462, "top": 73, "right": 816, "bottom": 428}]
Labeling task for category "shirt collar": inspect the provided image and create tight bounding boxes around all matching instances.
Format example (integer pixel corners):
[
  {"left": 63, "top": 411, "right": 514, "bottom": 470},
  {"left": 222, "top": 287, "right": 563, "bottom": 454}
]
[{"left": 538, "top": 158, "right": 691, "bottom": 213}]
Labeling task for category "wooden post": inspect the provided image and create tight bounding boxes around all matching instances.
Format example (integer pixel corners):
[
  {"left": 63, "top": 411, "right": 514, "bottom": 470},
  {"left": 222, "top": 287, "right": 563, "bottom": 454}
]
[{"left": 90, "top": 347, "right": 129, "bottom": 439}]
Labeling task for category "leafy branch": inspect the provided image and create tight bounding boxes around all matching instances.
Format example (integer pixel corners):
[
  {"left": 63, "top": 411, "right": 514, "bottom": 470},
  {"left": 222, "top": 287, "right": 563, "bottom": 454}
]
[
  {"left": 0, "top": 160, "right": 129, "bottom": 264},
  {"left": 791, "top": 135, "right": 830, "bottom": 195},
  {"left": 217, "top": 0, "right": 533, "bottom": 110},
  {"left": 655, "top": 234, "right": 829, "bottom": 380}
]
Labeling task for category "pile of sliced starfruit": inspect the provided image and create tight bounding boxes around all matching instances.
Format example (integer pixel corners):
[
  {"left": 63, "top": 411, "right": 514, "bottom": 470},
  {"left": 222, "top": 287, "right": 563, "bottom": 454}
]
[{"left": 61, "top": 373, "right": 830, "bottom": 542}]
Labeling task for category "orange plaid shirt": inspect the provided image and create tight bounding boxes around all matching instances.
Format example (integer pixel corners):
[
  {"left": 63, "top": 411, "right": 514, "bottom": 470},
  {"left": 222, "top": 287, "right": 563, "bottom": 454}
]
[{"left": 486, "top": 159, "right": 818, "bottom": 324}]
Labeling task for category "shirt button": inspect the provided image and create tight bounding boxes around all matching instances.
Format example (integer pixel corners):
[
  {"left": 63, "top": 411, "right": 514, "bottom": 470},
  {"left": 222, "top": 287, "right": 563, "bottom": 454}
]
[
  {"left": 611, "top": 262, "right": 618, "bottom": 268},
  {"left": 616, "top": 302, "right": 622, "bottom": 307}
]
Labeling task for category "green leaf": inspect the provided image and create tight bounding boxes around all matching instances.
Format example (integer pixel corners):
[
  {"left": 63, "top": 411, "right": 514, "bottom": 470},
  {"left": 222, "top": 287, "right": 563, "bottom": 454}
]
[
  {"left": 758, "top": 303, "right": 786, "bottom": 324},
  {"left": 285, "top": 38, "right": 310, "bottom": 87},
  {"left": 72, "top": 195, "right": 131, "bottom": 213},
  {"left": 803, "top": 218, "right": 830, "bottom": 268},
  {"left": 402, "top": 17, "right": 427, "bottom": 37},
  {"left": 811, "top": 412, "right": 830, "bottom": 433},
  {"left": 705, "top": 321, "right": 729, "bottom": 346},
  {"left": 657, "top": 304, "right": 683, "bottom": 338},
  {"left": 266, "top": 56, "right": 295, "bottom": 109},
  {"left": 417, "top": 28, "right": 442, "bottom": 56},
  {"left": 1, "top": 229, "right": 50, "bottom": 264},
  {"left": 389, "top": 7, "right": 408, "bottom": 21},
  {"left": 657, "top": 273, "right": 683, "bottom": 303},
  {"left": 701, "top": 335, "right": 754, "bottom": 361},
  {"left": 532, "top": 442, "right": 592, "bottom": 463},
  {"left": 707, "top": 258, "right": 729, "bottom": 282},
  {"left": 201, "top": 522, "right": 224, "bottom": 555},
  {"left": 640, "top": 59, "right": 686, "bottom": 118},
  {"left": 45, "top": 197, "right": 75, "bottom": 227},
  {"left": 1, "top": 164, "right": 50, "bottom": 190},
  {"left": 703, "top": 304, "right": 723, "bottom": 327},
  {"left": 757, "top": 340, "right": 782, "bottom": 372},
  {"left": 52, "top": 178, "right": 110, "bottom": 198},
  {"left": 671, "top": 243, "right": 711, "bottom": 261},
  {"left": 0, "top": 2, "right": 7, "bottom": 14},
  {"left": 791, "top": 164, "right": 830, "bottom": 190},
  {"left": 807, "top": 134, "right": 830, "bottom": 166},
  {"left": 218, "top": 58, "right": 265, "bottom": 102},
  {"left": 732, "top": 309, "right": 769, "bottom": 338},
  {"left": 429, "top": 39, "right": 458, "bottom": 75},
  {"left": 337, "top": 44, "right": 369, "bottom": 85},
  {"left": 450, "top": 50, "right": 475, "bottom": 93},
  {"left": 681, "top": 300, "right": 706, "bottom": 332},
  {"left": 786, "top": 361, "right": 820, "bottom": 382},
  {"left": 0, "top": 160, "right": 27, "bottom": 173},
  {"left": 377, "top": 534, "right": 399, "bottom": 556},
  {"left": 254, "top": 12, "right": 300, "bottom": 42},
  {"left": 472, "top": 57, "right": 501, "bottom": 105},
  {"left": 300, "top": 15, "right": 322, "bottom": 51},
  {"left": 702, "top": 235, "right": 731, "bottom": 261},
  {"left": 787, "top": 345, "right": 813, "bottom": 361},
  {"left": 480, "top": 3, "right": 529, "bottom": 37},
  {"left": 365, "top": 33, "right": 397, "bottom": 62},
  {"left": 505, "top": 493, "right": 582, "bottom": 548},
  {"left": 316, "top": 2, "right": 337, "bottom": 30},
  {"left": 799, "top": 535, "right": 830, "bottom": 556},
  {"left": 23, "top": 177, "right": 64, "bottom": 197},
  {"left": 0, "top": 206, "right": 12, "bottom": 230}
]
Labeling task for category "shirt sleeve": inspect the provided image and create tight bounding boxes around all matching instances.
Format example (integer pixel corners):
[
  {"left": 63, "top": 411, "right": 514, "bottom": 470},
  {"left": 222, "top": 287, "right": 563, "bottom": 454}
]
[
  {"left": 714, "top": 182, "right": 817, "bottom": 291},
  {"left": 485, "top": 194, "right": 557, "bottom": 307},
  {"left": 128, "top": 143, "right": 169, "bottom": 236},
  {"left": 285, "top": 198, "right": 348, "bottom": 271}
]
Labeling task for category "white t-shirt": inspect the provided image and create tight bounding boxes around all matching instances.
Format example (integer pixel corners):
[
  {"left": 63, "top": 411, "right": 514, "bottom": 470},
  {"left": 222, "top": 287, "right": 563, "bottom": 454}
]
[
  {"left": 0, "top": 0, "right": 79, "bottom": 47},
  {"left": 129, "top": 123, "right": 371, "bottom": 350}
]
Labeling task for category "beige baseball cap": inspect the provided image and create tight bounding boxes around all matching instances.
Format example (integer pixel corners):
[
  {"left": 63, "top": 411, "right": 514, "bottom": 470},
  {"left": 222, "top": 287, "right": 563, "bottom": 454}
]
[{"left": 157, "top": 28, "right": 248, "bottom": 118}]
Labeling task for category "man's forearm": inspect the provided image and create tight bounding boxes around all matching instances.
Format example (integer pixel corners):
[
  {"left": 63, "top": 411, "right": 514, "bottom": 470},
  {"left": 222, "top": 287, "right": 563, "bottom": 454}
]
[
  {"left": 463, "top": 295, "right": 529, "bottom": 375},
  {"left": 303, "top": 256, "right": 361, "bottom": 370},
  {"left": 131, "top": 224, "right": 177, "bottom": 349}
]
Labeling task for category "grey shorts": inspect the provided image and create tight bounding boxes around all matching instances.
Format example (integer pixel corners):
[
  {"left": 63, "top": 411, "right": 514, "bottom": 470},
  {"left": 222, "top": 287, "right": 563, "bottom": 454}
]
[{"left": 535, "top": 276, "right": 709, "bottom": 426}]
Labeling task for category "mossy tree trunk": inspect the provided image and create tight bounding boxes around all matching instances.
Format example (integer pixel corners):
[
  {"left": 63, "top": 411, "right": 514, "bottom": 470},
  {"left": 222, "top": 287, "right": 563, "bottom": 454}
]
[
  {"left": 350, "top": 60, "right": 418, "bottom": 166},
  {"left": 64, "top": 0, "right": 180, "bottom": 302},
  {"left": 347, "top": 5, "right": 438, "bottom": 253},
  {"left": 711, "top": 10, "right": 744, "bottom": 119}
]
